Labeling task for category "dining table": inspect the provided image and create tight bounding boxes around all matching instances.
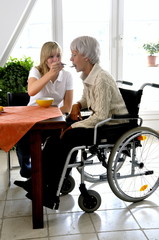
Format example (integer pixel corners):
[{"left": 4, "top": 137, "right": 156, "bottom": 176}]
[{"left": 0, "top": 105, "right": 66, "bottom": 229}]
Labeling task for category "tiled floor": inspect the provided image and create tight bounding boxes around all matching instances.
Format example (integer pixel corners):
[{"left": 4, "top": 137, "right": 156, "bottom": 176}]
[{"left": 0, "top": 150, "right": 159, "bottom": 240}]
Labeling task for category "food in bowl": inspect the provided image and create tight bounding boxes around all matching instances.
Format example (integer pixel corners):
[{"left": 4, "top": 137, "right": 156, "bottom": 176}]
[{"left": 36, "top": 97, "right": 54, "bottom": 107}]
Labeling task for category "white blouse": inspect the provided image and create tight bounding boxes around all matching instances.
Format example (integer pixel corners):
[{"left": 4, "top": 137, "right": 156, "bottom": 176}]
[{"left": 27, "top": 67, "right": 73, "bottom": 107}]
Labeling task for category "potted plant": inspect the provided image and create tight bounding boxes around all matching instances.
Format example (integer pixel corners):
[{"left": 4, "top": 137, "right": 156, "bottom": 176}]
[
  {"left": 143, "top": 42, "right": 159, "bottom": 67},
  {"left": 0, "top": 56, "right": 34, "bottom": 106}
]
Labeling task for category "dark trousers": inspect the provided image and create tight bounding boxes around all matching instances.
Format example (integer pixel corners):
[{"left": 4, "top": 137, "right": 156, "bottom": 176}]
[
  {"left": 42, "top": 127, "right": 95, "bottom": 193},
  {"left": 16, "top": 132, "right": 31, "bottom": 178},
  {"left": 16, "top": 129, "right": 61, "bottom": 178}
]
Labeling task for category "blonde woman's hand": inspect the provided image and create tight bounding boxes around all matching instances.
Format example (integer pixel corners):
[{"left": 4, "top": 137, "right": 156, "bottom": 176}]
[{"left": 49, "top": 62, "right": 64, "bottom": 81}]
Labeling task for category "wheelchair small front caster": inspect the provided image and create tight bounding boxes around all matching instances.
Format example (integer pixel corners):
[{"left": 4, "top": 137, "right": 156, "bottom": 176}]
[
  {"left": 78, "top": 189, "right": 101, "bottom": 213},
  {"left": 61, "top": 175, "right": 75, "bottom": 195}
]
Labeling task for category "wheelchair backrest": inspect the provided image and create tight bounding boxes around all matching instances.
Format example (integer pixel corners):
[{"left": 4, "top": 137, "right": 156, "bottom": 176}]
[{"left": 119, "top": 88, "right": 143, "bottom": 115}]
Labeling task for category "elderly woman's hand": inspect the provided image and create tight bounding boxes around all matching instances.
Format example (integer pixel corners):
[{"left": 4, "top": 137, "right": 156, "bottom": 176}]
[
  {"left": 70, "top": 103, "right": 82, "bottom": 121},
  {"left": 60, "top": 126, "right": 72, "bottom": 139}
]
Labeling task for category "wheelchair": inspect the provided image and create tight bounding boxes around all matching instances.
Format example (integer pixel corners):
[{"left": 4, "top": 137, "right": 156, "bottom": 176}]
[{"left": 56, "top": 81, "right": 159, "bottom": 213}]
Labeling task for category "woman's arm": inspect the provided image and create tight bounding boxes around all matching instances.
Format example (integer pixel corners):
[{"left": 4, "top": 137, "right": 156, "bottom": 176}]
[
  {"left": 28, "top": 74, "right": 51, "bottom": 96},
  {"left": 60, "top": 89, "right": 73, "bottom": 114},
  {"left": 28, "top": 62, "right": 63, "bottom": 96}
]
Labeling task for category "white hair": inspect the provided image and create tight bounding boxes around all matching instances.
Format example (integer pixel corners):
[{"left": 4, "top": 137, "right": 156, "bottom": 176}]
[{"left": 70, "top": 36, "right": 100, "bottom": 64}]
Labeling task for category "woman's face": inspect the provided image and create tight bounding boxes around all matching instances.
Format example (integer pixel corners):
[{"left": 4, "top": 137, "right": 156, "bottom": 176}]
[
  {"left": 46, "top": 50, "right": 61, "bottom": 69},
  {"left": 70, "top": 50, "right": 86, "bottom": 72}
]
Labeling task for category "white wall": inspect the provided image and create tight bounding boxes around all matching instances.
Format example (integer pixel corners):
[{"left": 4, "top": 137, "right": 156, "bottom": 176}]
[
  {"left": 0, "top": 0, "right": 36, "bottom": 66},
  {"left": 140, "top": 111, "right": 159, "bottom": 131}
]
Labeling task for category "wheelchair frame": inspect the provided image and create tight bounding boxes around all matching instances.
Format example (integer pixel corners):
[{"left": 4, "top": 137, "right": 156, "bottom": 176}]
[{"left": 55, "top": 82, "right": 159, "bottom": 213}]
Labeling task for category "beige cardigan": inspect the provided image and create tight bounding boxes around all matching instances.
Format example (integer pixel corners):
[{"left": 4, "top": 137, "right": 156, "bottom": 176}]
[{"left": 72, "top": 64, "right": 128, "bottom": 128}]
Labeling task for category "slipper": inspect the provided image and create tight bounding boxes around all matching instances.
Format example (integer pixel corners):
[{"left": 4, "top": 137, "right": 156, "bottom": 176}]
[
  {"left": 14, "top": 178, "right": 31, "bottom": 192},
  {"left": 26, "top": 189, "right": 58, "bottom": 209}
]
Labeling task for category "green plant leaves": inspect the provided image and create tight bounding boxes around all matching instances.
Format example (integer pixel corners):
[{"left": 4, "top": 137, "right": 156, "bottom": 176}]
[
  {"left": 0, "top": 56, "right": 34, "bottom": 106},
  {"left": 143, "top": 42, "right": 159, "bottom": 56}
]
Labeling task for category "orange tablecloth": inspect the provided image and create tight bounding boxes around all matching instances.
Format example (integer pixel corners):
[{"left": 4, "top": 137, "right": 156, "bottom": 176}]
[{"left": 0, "top": 106, "right": 62, "bottom": 152}]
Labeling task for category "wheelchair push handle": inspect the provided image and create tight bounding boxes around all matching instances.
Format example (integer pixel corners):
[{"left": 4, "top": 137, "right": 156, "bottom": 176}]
[
  {"left": 117, "top": 80, "right": 133, "bottom": 86},
  {"left": 152, "top": 83, "right": 159, "bottom": 88},
  {"left": 117, "top": 81, "right": 159, "bottom": 90},
  {"left": 140, "top": 82, "right": 159, "bottom": 90}
]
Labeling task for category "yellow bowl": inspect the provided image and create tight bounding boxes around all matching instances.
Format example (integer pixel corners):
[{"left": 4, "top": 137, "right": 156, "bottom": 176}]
[
  {"left": 36, "top": 97, "right": 54, "bottom": 107},
  {"left": 0, "top": 106, "right": 4, "bottom": 112}
]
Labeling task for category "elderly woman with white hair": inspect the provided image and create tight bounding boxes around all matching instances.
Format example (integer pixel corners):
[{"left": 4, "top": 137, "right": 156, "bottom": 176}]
[{"left": 15, "top": 36, "right": 129, "bottom": 209}]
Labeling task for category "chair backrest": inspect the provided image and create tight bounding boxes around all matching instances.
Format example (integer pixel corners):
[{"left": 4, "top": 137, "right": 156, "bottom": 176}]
[
  {"left": 119, "top": 88, "right": 143, "bottom": 115},
  {"left": 7, "top": 92, "right": 30, "bottom": 106}
]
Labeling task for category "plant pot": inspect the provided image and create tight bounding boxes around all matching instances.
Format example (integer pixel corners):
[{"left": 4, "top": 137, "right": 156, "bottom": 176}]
[{"left": 147, "top": 56, "right": 157, "bottom": 67}]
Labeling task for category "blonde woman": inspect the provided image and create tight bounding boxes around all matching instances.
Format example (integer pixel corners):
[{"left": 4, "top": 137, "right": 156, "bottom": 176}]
[
  {"left": 15, "top": 41, "right": 73, "bottom": 179},
  {"left": 28, "top": 41, "right": 73, "bottom": 113}
]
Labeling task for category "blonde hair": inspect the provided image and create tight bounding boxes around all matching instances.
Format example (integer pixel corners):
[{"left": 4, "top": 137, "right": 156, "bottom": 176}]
[
  {"left": 36, "top": 41, "right": 62, "bottom": 75},
  {"left": 70, "top": 36, "right": 100, "bottom": 64}
]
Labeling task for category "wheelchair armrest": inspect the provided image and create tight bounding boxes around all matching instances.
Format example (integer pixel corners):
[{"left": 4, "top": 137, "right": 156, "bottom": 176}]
[
  {"left": 93, "top": 115, "right": 142, "bottom": 145},
  {"left": 112, "top": 113, "right": 138, "bottom": 119}
]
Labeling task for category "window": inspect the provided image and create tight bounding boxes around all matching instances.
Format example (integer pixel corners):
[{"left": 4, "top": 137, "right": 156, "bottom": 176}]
[
  {"left": 123, "top": 0, "right": 159, "bottom": 84},
  {"left": 123, "top": 0, "right": 159, "bottom": 110},
  {"left": 62, "top": 0, "right": 110, "bottom": 101},
  {"left": 8, "top": 0, "right": 159, "bottom": 108},
  {"left": 62, "top": 0, "right": 110, "bottom": 68},
  {"left": 10, "top": 0, "right": 111, "bottom": 102},
  {"left": 11, "top": 0, "right": 52, "bottom": 64}
]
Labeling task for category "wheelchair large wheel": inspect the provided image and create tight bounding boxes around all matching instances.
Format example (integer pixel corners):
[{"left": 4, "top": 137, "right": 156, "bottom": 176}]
[
  {"left": 60, "top": 175, "right": 75, "bottom": 195},
  {"left": 78, "top": 189, "right": 101, "bottom": 212},
  {"left": 107, "top": 127, "right": 159, "bottom": 202}
]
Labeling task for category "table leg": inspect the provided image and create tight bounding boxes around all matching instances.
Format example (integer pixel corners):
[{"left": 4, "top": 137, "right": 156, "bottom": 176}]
[{"left": 30, "top": 130, "right": 43, "bottom": 229}]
